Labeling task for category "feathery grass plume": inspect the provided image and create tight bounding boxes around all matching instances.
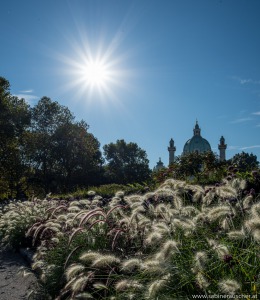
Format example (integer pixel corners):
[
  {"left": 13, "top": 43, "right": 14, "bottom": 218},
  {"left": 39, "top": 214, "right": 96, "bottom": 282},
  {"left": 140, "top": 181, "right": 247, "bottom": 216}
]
[
  {"left": 192, "top": 251, "right": 208, "bottom": 273},
  {"left": 51, "top": 237, "right": 59, "bottom": 244},
  {"left": 243, "top": 195, "right": 254, "bottom": 210},
  {"left": 32, "top": 260, "right": 45, "bottom": 271},
  {"left": 57, "top": 214, "right": 67, "bottom": 222},
  {"left": 45, "top": 221, "right": 62, "bottom": 229},
  {"left": 173, "top": 194, "right": 183, "bottom": 210},
  {"left": 67, "top": 206, "right": 80, "bottom": 212},
  {"left": 138, "top": 216, "right": 152, "bottom": 227},
  {"left": 180, "top": 206, "right": 200, "bottom": 217},
  {"left": 227, "top": 227, "right": 246, "bottom": 240},
  {"left": 80, "top": 251, "right": 101, "bottom": 263},
  {"left": 155, "top": 203, "right": 172, "bottom": 221},
  {"left": 141, "top": 259, "right": 165, "bottom": 275},
  {"left": 153, "top": 222, "right": 171, "bottom": 234},
  {"left": 244, "top": 218, "right": 260, "bottom": 232},
  {"left": 79, "top": 199, "right": 91, "bottom": 206},
  {"left": 170, "top": 208, "right": 181, "bottom": 216},
  {"left": 160, "top": 178, "right": 176, "bottom": 187},
  {"left": 252, "top": 229, "right": 260, "bottom": 242},
  {"left": 87, "top": 190, "right": 96, "bottom": 197},
  {"left": 202, "top": 190, "right": 215, "bottom": 206},
  {"left": 155, "top": 188, "right": 174, "bottom": 201},
  {"left": 231, "top": 178, "right": 247, "bottom": 190},
  {"left": 196, "top": 272, "right": 210, "bottom": 289},
  {"left": 206, "top": 206, "right": 231, "bottom": 222},
  {"left": 207, "top": 239, "right": 229, "bottom": 259},
  {"left": 155, "top": 239, "right": 180, "bottom": 261},
  {"left": 155, "top": 203, "right": 170, "bottom": 213},
  {"left": 75, "top": 292, "right": 94, "bottom": 299},
  {"left": 70, "top": 201, "right": 80, "bottom": 207},
  {"left": 251, "top": 202, "right": 260, "bottom": 218},
  {"left": 132, "top": 206, "right": 146, "bottom": 214},
  {"left": 218, "top": 279, "right": 241, "bottom": 295},
  {"left": 91, "top": 254, "right": 121, "bottom": 268},
  {"left": 115, "top": 191, "right": 125, "bottom": 198},
  {"left": 146, "top": 273, "right": 171, "bottom": 298},
  {"left": 71, "top": 275, "right": 90, "bottom": 293},
  {"left": 129, "top": 201, "right": 143, "bottom": 210},
  {"left": 108, "top": 197, "right": 121, "bottom": 207},
  {"left": 67, "top": 212, "right": 76, "bottom": 219},
  {"left": 66, "top": 264, "right": 85, "bottom": 280},
  {"left": 189, "top": 184, "right": 205, "bottom": 202},
  {"left": 221, "top": 218, "right": 231, "bottom": 231},
  {"left": 115, "top": 279, "right": 143, "bottom": 291},
  {"left": 216, "top": 185, "right": 237, "bottom": 199},
  {"left": 93, "top": 282, "right": 108, "bottom": 290},
  {"left": 144, "top": 231, "right": 163, "bottom": 246},
  {"left": 121, "top": 258, "right": 142, "bottom": 273},
  {"left": 173, "top": 218, "right": 195, "bottom": 231}
]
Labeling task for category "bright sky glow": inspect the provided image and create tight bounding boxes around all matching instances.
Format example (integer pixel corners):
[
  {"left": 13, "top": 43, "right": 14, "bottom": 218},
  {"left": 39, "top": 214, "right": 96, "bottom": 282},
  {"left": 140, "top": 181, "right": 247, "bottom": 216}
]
[
  {"left": 1, "top": 0, "right": 260, "bottom": 168},
  {"left": 82, "top": 60, "right": 109, "bottom": 87}
]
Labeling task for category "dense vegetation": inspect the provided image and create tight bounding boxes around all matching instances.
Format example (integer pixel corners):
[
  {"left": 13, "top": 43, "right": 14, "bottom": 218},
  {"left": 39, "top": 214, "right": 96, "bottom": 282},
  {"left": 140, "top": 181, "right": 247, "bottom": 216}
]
[
  {"left": 0, "top": 174, "right": 260, "bottom": 299},
  {"left": 1, "top": 76, "right": 260, "bottom": 299},
  {"left": 1, "top": 76, "right": 259, "bottom": 200},
  {"left": 0, "top": 77, "right": 151, "bottom": 199}
]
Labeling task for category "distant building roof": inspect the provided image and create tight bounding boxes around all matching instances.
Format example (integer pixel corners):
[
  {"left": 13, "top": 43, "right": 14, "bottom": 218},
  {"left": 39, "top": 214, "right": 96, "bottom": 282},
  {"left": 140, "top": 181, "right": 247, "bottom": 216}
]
[{"left": 183, "top": 121, "right": 211, "bottom": 154}]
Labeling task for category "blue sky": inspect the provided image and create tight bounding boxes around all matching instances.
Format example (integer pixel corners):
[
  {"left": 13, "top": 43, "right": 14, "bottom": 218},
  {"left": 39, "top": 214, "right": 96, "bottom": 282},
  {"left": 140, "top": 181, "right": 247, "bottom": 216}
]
[{"left": 1, "top": 0, "right": 260, "bottom": 168}]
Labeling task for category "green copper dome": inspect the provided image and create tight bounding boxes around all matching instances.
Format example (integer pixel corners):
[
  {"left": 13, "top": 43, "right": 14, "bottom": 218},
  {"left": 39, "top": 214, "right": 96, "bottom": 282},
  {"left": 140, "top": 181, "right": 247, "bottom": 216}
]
[{"left": 183, "top": 121, "right": 211, "bottom": 154}]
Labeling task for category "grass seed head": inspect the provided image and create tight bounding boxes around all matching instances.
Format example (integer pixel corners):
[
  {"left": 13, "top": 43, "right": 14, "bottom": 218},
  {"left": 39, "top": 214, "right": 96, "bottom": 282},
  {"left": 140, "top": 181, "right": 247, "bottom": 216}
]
[
  {"left": 218, "top": 279, "right": 241, "bottom": 295},
  {"left": 75, "top": 292, "right": 94, "bottom": 299},
  {"left": 115, "top": 279, "right": 143, "bottom": 291},
  {"left": 80, "top": 251, "right": 101, "bottom": 263},
  {"left": 155, "top": 239, "right": 179, "bottom": 261},
  {"left": 146, "top": 274, "right": 171, "bottom": 298},
  {"left": 121, "top": 258, "right": 142, "bottom": 272},
  {"left": 227, "top": 228, "right": 246, "bottom": 240},
  {"left": 66, "top": 264, "right": 85, "bottom": 280},
  {"left": 91, "top": 254, "right": 121, "bottom": 268},
  {"left": 144, "top": 231, "right": 163, "bottom": 246},
  {"left": 207, "top": 206, "right": 231, "bottom": 222},
  {"left": 251, "top": 203, "right": 260, "bottom": 218},
  {"left": 193, "top": 251, "right": 208, "bottom": 273},
  {"left": 196, "top": 272, "right": 210, "bottom": 289},
  {"left": 252, "top": 229, "right": 260, "bottom": 242},
  {"left": 72, "top": 276, "right": 90, "bottom": 293}
]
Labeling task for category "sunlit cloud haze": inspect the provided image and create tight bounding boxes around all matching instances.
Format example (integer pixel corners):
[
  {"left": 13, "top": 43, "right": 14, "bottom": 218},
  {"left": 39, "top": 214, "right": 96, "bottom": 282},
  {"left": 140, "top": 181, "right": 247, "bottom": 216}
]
[{"left": 14, "top": 90, "right": 38, "bottom": 105}]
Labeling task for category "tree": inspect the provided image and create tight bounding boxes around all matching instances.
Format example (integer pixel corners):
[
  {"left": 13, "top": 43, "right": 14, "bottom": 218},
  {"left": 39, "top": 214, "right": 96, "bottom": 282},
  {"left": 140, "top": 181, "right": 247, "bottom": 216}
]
[
  {"left": 25, "top": 97, "right": 103, "bottom": 193},
  {"left": 169, "top": 151, "right": 220, "bottom": 183},
  {"left": 51, "top": 121, "right": 103, "bottom": 191},
  {"left": 25, "top": 97, "right": 75, "bottom": 193},
  {"left": 103, "top": 139, "right": 151, "bottom": 184},
  {"left": 231, "top": 151, "right": 259, "bottom": 172},
  {"left": 0, "top": 77, "right": 31, "bottom": 198}
]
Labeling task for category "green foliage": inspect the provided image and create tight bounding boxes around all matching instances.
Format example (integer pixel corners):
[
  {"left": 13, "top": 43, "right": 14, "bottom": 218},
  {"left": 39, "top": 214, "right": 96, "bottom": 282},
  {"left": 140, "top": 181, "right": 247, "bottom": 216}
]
[
  {"left": 103, "top": 139, "right": 151, "bottom": 184},
  {"left": 232, "top": 151, "right": 259, "bottom": 172},
  {"left": 153, "top": 151, "right": 226, "bottom": 186},
  {"left": 55, "top": 182, "right": 149, "bottom": 200},
  {"left": 1, "top": 177, "right": 260, "bottom": 299},
  {"left": 0, "top": 77, "right": 31, "bottom": 198}
]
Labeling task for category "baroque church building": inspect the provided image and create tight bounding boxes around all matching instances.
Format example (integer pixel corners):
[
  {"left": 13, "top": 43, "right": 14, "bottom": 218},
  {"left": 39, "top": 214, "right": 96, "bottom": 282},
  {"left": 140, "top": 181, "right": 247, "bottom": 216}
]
[{"left": 154, "top": 121, "right": 227, "bottom": 171}]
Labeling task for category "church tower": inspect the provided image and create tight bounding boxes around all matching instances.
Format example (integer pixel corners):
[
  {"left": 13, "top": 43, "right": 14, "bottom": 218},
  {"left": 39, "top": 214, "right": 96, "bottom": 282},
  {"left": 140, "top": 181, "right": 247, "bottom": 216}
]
[
  {"left": 168, "top": 138, "right": 176, "bottom": 165},
  {"left": 218, "top": 136, "right": 227, "bottom": 162}
]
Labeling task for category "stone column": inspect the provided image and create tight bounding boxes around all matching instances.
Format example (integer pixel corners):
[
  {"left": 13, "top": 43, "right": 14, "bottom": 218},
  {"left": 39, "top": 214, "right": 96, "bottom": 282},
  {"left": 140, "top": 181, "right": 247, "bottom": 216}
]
[
  {"left": 218, "top": 136, "right": 227, "bottom": 162},
  {"left": 168, "top": 138, "right": 176, "bottom": 165}
]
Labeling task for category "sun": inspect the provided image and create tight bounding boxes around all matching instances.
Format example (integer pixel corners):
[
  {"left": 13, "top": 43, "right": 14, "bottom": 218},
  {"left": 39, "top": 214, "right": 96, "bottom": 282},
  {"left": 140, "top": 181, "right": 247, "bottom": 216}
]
[
  {"left": 56, "top": 32, "right": 136, "bottom": 106},
  {"left": 81, "top": 59, "right": 109, "bottom": 87}
]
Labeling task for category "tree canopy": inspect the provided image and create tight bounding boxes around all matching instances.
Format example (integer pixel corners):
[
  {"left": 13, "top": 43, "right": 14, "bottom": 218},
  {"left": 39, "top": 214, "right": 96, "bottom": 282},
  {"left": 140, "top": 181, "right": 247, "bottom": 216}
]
[
  {"left": 103, "top": 139, "right": 151, "bottom": 184},
  {"left": 231, "top": 151, "right": 259, "bottom": 172}
]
